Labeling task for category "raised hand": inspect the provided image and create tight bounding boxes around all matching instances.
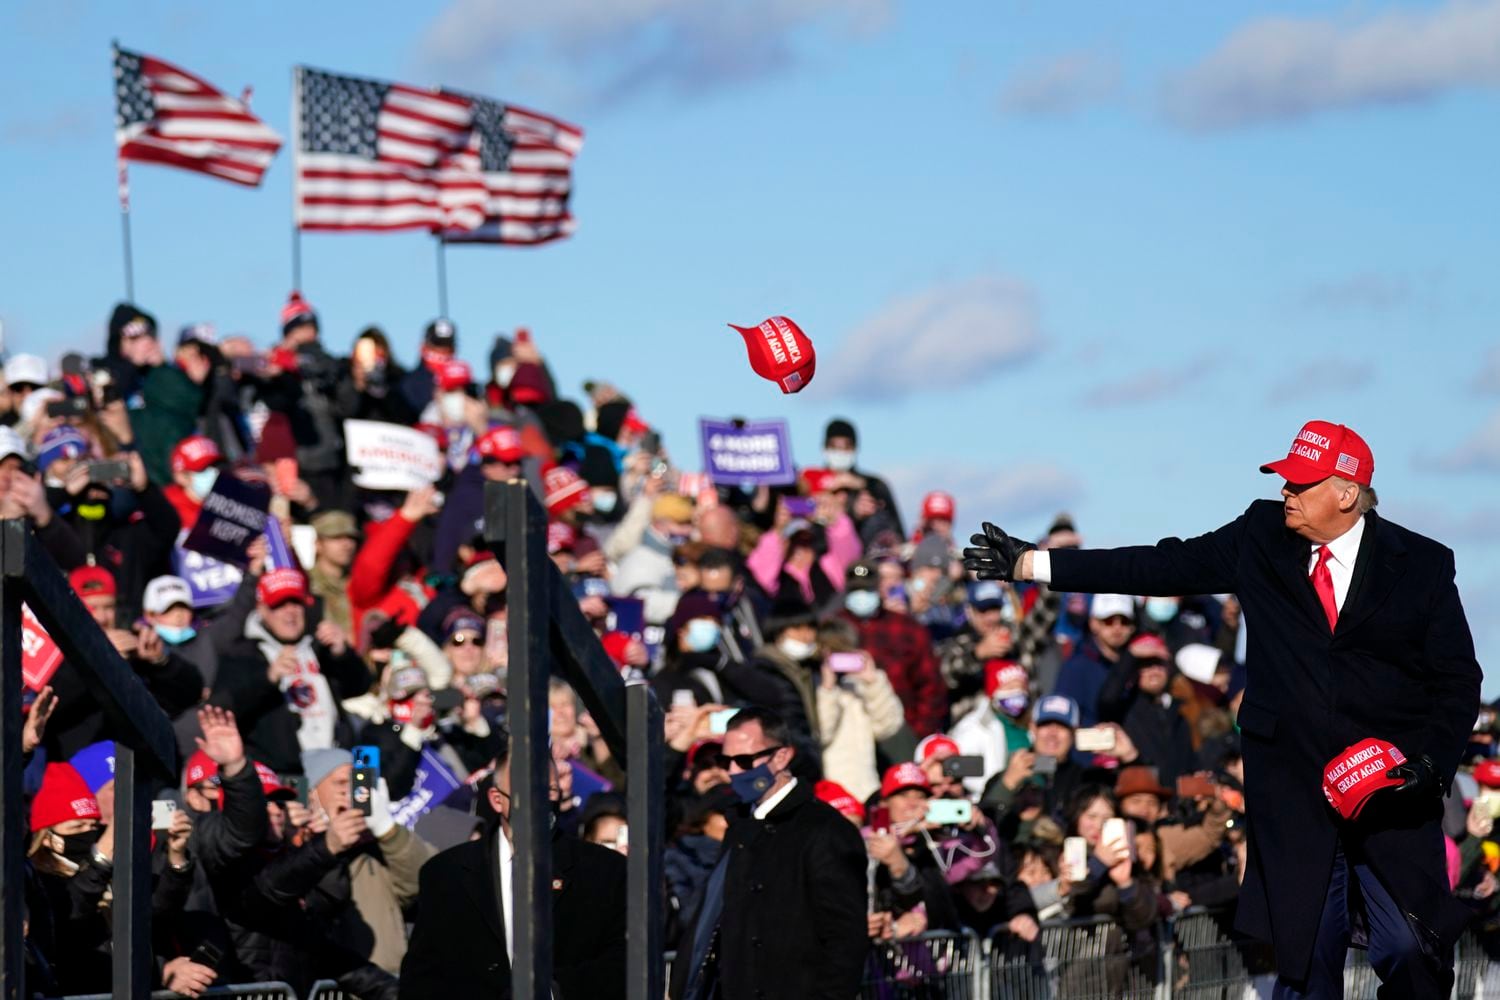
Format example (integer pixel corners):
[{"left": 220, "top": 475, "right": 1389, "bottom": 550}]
[
  {"left": 22, "top": 685, "right": 58, "bottom": 754},
  {"left": 962, "top": 522, "right": 1036, "bottom": 582},
  {"left": 194, "top": 706, "right": 246, "bottom": 777}
]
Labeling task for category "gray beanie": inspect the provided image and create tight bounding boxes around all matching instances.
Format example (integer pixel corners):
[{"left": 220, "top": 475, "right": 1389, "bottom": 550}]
[{"left": 300, "top": 748, "right": 353, "bottom": 792}]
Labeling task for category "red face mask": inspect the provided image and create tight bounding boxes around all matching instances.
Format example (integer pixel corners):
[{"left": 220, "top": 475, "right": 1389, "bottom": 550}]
[{"left": 390, "top": 696, "right": 435, "bottom": 729}]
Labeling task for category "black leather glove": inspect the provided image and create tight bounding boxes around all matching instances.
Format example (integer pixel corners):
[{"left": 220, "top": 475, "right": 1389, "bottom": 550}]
[
  {"left": 369, "top": 616, "right": 406, "bottom": 652},
  {"left": 1390, "top": 753, "right": 1442, "bottom": 802},
  {"left": 962, "top": 522, "right": 1036, "bottom": 582}
]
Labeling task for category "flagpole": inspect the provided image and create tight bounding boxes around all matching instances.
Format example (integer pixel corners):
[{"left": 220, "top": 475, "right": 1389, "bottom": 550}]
[
  {"left": 290, "top": 65, "right": 303, "bottom": 290},
  {"left": 112, "top": 41, "right": 136, "bottom": 301},
  {"left": 118, "top": 161, "right": 135, "bottom": 301},
  {"left": 435, "top": 237, "right": 449, "bottom": 318}
]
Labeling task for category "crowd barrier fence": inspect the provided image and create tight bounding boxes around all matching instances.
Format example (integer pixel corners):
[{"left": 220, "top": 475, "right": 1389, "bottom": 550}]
[{"left": 54, "top": 983, "right": 297, "bottom": 1000}]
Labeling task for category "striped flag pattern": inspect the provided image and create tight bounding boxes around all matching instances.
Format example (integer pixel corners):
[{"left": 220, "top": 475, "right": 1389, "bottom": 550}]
[
  {"left": 114, "top": 46, "right": 282, "bottom": 187},
  {"left": 294, "top": 66, "right": 583, "bottom": 243}
]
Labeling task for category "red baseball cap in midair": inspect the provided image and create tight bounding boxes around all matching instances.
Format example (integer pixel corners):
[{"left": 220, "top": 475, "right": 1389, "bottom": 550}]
[
  {"left": 1261, "top": 420, "right": 1374, "bottom": 487},
  {"left": 1322, "top": 738, "right": 1407, "bottom": 821},
  {"left": 729, "top": 316, "right": 816, "bottom": 394}
]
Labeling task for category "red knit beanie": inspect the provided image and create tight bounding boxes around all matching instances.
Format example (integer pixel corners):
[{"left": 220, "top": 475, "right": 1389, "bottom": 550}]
[{"left": 31, "top": 763, "right": 102, "bottom": 832}]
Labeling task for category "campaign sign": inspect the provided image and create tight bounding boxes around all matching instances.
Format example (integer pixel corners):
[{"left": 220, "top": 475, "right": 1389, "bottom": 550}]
[
  {"left": 21, "top": 604, "right": 62, "bottom": 691},
  {"left": 182, "top": 475, "right": 271, "bottom": 568},
  {"left": 174, "top": 531, "right": 244, "bottom": 608},
  {"left": 345, "top": 419, "right": 445, "bottom": 491},
  {"left": 391, "top": 748, "right": 463, "bottom": 829},
  {"left": 699, "top": 418, "right": 795, "bottom": 487}
]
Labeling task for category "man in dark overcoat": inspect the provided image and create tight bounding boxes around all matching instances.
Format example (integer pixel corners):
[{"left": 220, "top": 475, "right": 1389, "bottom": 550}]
[{"left": 966, "top": 420, "right": 1481, "bottom": 998}]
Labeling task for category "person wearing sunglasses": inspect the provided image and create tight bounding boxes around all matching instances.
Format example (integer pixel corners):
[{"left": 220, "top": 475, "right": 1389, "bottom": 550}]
[
  {"left": 1051, "top": 593, "right": 1137, "bottom": 728},
  {"left": 670, "top": 707, "right": 867, "bottom": 1000}
]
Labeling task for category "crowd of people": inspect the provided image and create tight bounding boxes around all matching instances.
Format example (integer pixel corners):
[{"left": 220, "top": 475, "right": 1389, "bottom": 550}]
[{"left": 3, "top": 295, "right": 1495, "bottom": 997}]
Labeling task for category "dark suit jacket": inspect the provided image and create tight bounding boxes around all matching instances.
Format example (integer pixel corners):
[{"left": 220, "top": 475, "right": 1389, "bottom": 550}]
[
  {"left": 1050, "top": 501, "right": 1481, "bottom": 981},
  {"left": 670, "top": 778, "right": 869, "bottom": 1000},
  {"left": 399, "top": 826, "right": 627, "bottom": 1000}
]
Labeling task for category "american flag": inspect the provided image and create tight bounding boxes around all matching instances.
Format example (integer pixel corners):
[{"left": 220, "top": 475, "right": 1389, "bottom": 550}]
[
  {"left": 114, "top": 46, "right": 282, "bottom": 187},
  {"left": 1335, "top": 453, "right": 1359, "bottom": 476},
  {"left": 294, "top": 66, "right": 583, "bottom": 243}
]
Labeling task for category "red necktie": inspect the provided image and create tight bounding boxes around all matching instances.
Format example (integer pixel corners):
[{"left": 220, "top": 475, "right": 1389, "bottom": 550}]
[{"left": 1310, "top": 545, "right": 1338, "bottom": 632}]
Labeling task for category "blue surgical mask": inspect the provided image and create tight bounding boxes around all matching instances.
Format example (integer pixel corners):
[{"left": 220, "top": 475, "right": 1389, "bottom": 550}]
[
  {"left": 190, "top": 468, "right": 219, "bottom": 499},
  {"left": 154, "top": 624, "right": 196, "bottom": 645},
  {"left": 1145, "top": 597, "right": 1179, "bottom": 624},
  {"left": 592, "top": 490, "right": 618, "bottom": 514},
  {"left": 685, "top": 619, "right": 721, "bottom": 653},
  {"left": 845, "top": 590, "right": 881, "bottom": 619},
  {"left": 824, "top": 449, "right": 856, "bottom": 472},
  {"left": 730, "top": 762, "right": 776, "bottom": 804}
]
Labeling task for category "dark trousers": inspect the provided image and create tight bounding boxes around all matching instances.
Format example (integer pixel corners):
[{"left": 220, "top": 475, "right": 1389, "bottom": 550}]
[{"left": 1273, "top": 840, "right": 1451, "bottom": 999}]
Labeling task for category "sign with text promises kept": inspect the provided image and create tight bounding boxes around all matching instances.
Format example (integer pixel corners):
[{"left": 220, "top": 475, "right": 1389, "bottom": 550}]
[
  {"left": 698, "top": 418, "right": 795, "bottom": 487},
  {"left": 182, "top": 475, "right": 271, "bottom": 567},
  {"left": 345, "top": 419, "right": 445, "bottom": 491}
]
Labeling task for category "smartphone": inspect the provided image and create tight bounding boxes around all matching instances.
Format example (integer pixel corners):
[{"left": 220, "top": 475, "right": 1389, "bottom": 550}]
[
  {"left": 641, "top": 430, "right": 661, "bottom": 455},
  {"left": 1064, "top": 837, "right": 1089, "bottom": 881},
  {"left": 1177, "top": 773, "right": 1217, "bottom": 799},
  {"left": 1102, "top": 817, "right": 1129, "bottom": 854},
  {"left": 87, "top": 459, "right": 131, "bottom": 484},
  {"left": 783, "top": 497, "right": 816, "bottom": 518},
  {"left": 828, "top": 652, "right": 864, "bottom": 674},
  {"left": 1033, "top": 754, "right": 1058, "bottom": 777},
  {"left": 942, "top": 755, "right": 984, "bottom": 780},
  {"left": 46, "top": 397, "right": 89, "bottom": 419},
  {"left": 352, "top": 765, "right": 376, "bottom": 816},
  {"left": 352, "top": 745, "right": 381, "bottom": 772},
  {"left": 925, "top": 798, "right": 973, "bottom": 826},
  {"left": 284, "top": 774, "right": 308, "bottom": 808},
  {"left": 708, "top": 708, "right": 739, "bottom": 736},
  {"left": 188, "top": 941, "right": 224, "bottom": 972},
  {"left": 868, "top": 806, "right": 893, "bottom": 834},
  {"left": 151, "top": 799, "right": 177, "bottom": 830},
  {"left": 672, "top": 689, "right": 697, "bottom": 709},
  {"left": 1075, "top": 726, "right": 1117, "bottom": 753}
]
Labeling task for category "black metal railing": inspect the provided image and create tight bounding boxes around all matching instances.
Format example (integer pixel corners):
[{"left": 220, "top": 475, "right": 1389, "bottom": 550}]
[{"left": 1, "top": 519, "right": 179, "bottom": 1000}]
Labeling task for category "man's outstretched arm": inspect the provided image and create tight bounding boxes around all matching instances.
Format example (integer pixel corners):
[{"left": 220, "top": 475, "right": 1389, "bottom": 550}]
[{"left": 966, "top": 507, "right": 1251, "bottom": 598}]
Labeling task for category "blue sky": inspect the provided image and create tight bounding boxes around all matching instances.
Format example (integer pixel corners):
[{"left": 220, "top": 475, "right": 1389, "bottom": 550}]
[{"left": 3, "top": 1, "right": 1499, "bottom": 693}]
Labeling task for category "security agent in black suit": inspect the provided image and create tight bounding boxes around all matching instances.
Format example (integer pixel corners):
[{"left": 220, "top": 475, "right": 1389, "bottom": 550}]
[
  {"left": 399, "top": 745, "right": 627, "bottom": 999},
  {"left": 671, "top": 706, "right": 869, "bottom": 1000},
  {"left": 966, "top": 420, "right": 1482, "bottom": 999}
]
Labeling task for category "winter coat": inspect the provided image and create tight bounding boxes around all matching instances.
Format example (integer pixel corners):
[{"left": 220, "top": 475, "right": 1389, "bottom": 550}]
[
  {"left": 209, "top": 614, "right": 372, "bottom": 775},
  {"left": 318, "top": 825, "right": 434, "bottom": 975},
  {"left": 951, "top": 702, "right": 1032, "bottom": 797},
  {"left": 132, "top": 364, "right": 203, "bottom": 486},
  {"left": 815, "top": 667, "right": 906, "bottom": 802}
]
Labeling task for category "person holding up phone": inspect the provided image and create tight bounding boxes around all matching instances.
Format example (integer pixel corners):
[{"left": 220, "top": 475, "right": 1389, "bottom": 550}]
[
  {"left": 862, "top": 763, "right": 961, "bottom": 939},
  {"left": 1060, "top": 785, "right": 1163, "bottom": 966},
  {"left": 814, "top": 627, "right": 906, "bottom": 802}
]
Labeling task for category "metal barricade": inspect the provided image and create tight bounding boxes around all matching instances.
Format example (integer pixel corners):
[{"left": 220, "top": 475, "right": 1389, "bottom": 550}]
[
  {"left": 861, "top": 929, "right": 982, "bottom": 999},
  {"left": 54, "top": 983, "right": 298, "bottom": 1000},
  {"left": 304, "top": 980, "right": 349, "bottom": 1000},
  {"left": 988, "top": 916, "right": 1159, "bottom": 1000},
  {"left": 1168, "top": 906, "right": 1265, "bottom": 999}
]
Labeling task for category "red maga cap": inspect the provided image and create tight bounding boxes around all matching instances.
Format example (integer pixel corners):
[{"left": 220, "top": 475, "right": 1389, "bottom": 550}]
[
  {"left": 1322, "top": 737, "right": 1406, "bottom": 821},
  {"left": 1261, "top": 420, "right": 1373, "bottom": 487},
  {"left": 983, "top": 660, "right": 1028, "bottom": 699},
  {"left": 435, "top": 360, "right": 473, "bottom": 392},
  {"left": 880, "top": 761, "right": 932, "bottom": 799},
  {"left": 172, "top": 434, "right": 223, "bottom": 474},
  {"left": 476, "top": 425, "right": 525, "bottom": 463},
  {"left": 922, "top": 491, "right": 956, "bottom": 522},
  {"left": 815, "top": 779, "right": 866, "bottom": 821},
  {"left": 729, "top": 316, "right": 816, "bottom": 394},
  {"left": 257, "top": 568, "right": 311, "bottom": 608}
]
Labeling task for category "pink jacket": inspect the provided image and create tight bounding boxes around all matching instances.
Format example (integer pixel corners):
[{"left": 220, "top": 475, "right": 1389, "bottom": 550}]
[{"left": 747, "top": 514, "right": 862, "bottom": 603}]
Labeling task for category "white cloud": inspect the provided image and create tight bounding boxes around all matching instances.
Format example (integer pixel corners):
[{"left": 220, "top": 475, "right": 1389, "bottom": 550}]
[
  {"left": 1266, "top": 358, "right": 1375, "bottom": 404},
  {"left": 999, "top": 51, "right": 1119, "bottom": 116},
  {"left": 1078, "top": 356, "right": 1218, "bottom": 408},
  {"left": 416, "top": 0, "right": 890, "bottom": 102},
  {"left": 816, "top": 275, "right": 1044, "bottom": 399},
  {"left": 1421, "top": 408, "right": 1500, "bottom": 472},
  {"left": 885, "top": 460, "right": 1083, "bottom": 530},
  {"left": 1163, "top": 0, "right": 1500, "bottom": 130}
]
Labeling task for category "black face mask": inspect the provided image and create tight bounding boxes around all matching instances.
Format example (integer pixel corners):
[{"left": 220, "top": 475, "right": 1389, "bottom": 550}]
[{"left": 58, "top": 831, "right": 100, "bottom": 865}]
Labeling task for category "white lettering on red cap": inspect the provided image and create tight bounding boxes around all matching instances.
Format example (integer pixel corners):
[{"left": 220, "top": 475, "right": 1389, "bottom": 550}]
[
  {"left": 1297, "top": 430, "right": 1332, "bottom": 449},
  {"left": 771, "top": 316, "right": 803, "bottom": 364},
  {"left": 1290, "top": 444, "right": 1322, "bottom": 462}
]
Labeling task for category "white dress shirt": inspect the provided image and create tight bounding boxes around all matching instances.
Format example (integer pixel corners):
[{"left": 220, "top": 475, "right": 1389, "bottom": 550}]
[
  {"left": 753, "top": 776, "right": 798, "bottom": 820},
  {"left": 1308, "top": 515, "right": 1364, "bottom": 613},
  {"left": 497, "top": 830, "right": 515, "bottom": 960},
  {"left": 1032, "top": 516, "right": 1366, "bottom": 614}
]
